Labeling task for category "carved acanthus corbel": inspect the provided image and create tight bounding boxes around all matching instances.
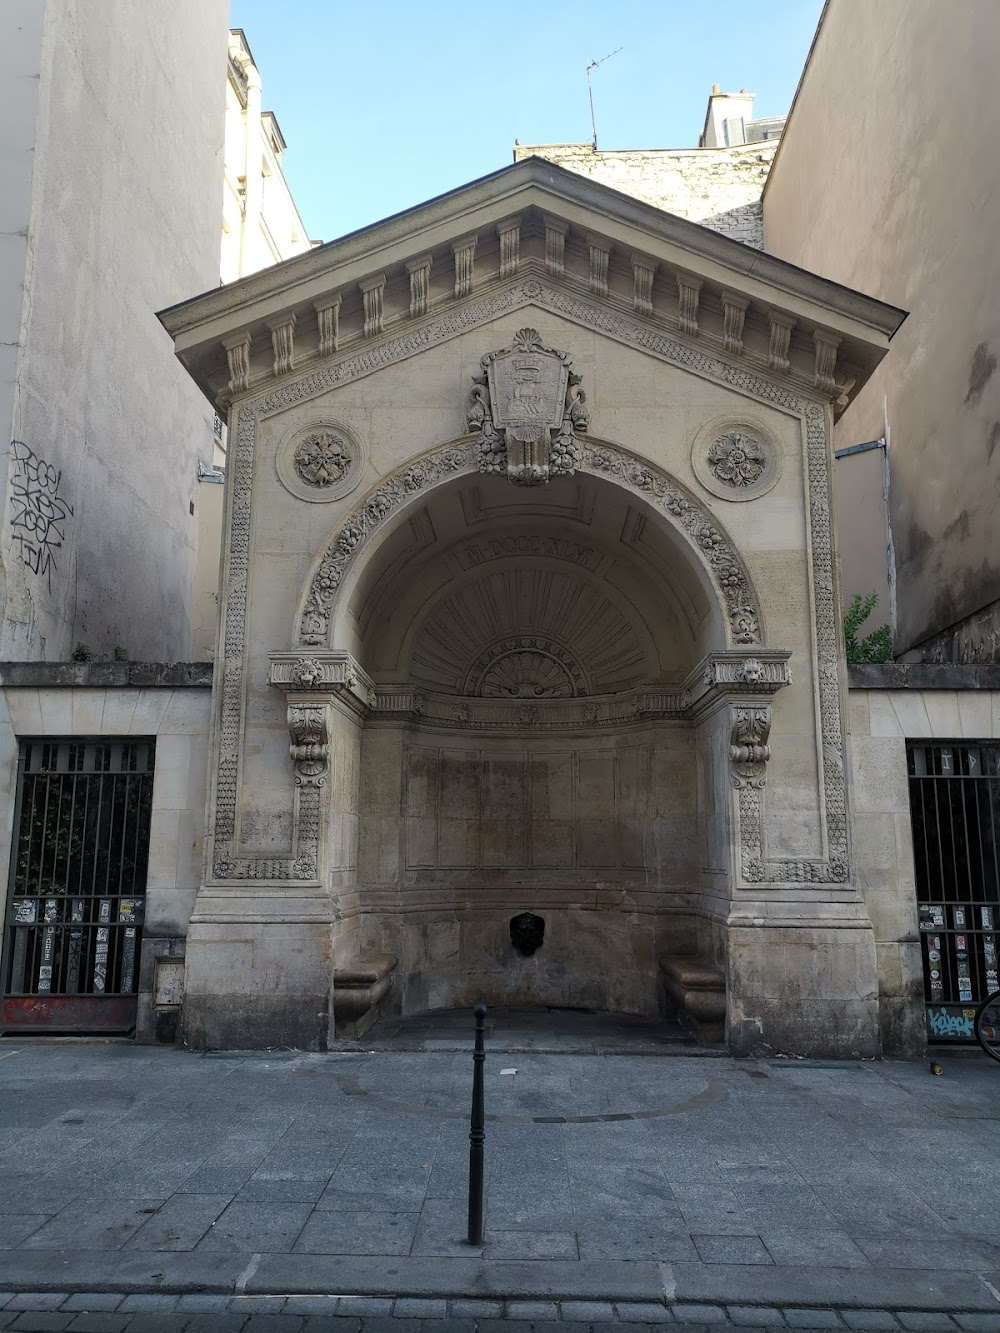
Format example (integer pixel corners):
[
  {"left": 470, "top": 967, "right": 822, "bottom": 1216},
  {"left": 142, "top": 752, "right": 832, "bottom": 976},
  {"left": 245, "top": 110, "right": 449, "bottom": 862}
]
[
  {"left": 222, "top": 330, "right": 252, "bottom": 394},
  {"left": 721, "top": 290, "right": 749, "bottom": 355},
  {"left": 729, "top": 704, "right": 772, "bottom": 788},
  {"left": 268, "top": 314, "right": 296, "bottom": 377},
  {"left": 406, "top": 255, "right": 432, "bottom": 318},
  {"left": 288, "top": 704, "right": 329, "bottom": 786},
  {"left": 315, "top": 295, "right": 340, "bottom": 356},
  {"left": 676, "top": 274, "right": 703, "bottom": 337},
  {"left": 767, "top": 311, "right": 796, "bottom": 374},
  {"left": 497, "top": 219, "right": 520, "bottom": 279},
  {"left": 587, "top": 234, "right": 611, "bottom": 297},
  {"left": 813, "top": 330, "right": 842, "bottom": 394},
  {"left": 360, "top": 274, "right": 386, "bottom": 338}
]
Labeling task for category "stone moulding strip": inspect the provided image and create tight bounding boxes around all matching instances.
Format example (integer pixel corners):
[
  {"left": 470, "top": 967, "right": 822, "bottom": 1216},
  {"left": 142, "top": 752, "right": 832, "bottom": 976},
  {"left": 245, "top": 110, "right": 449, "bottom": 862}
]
[{"left": 209, "top": 276, "right": 847, "bottom": 889}]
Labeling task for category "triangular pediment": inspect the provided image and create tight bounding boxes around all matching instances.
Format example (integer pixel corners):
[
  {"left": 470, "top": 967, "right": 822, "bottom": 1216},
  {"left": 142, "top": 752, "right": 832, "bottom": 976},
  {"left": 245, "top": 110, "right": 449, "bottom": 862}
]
[{"left": 159, "top": 157, "right": 905, "bottom": 411}]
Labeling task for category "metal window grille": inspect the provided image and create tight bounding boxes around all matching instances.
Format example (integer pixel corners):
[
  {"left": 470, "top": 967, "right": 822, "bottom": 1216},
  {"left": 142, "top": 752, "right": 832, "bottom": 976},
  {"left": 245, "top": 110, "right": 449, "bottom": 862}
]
[
  {"left": 1, "top": 738, "right": 155, "bottom": 1034},
  {"left": 907, "top": 742, "right": 1000, "bottom": 1042}
]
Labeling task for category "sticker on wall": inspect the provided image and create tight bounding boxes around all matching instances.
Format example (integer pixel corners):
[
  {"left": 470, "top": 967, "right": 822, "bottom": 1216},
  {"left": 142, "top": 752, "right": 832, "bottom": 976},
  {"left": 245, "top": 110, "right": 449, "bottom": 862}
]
[
  {"left": 920, "top": 904, "right": 945, "bottom": 931},
  {"left": 983, "top": 908, "right": 999, "bottom": 993}
]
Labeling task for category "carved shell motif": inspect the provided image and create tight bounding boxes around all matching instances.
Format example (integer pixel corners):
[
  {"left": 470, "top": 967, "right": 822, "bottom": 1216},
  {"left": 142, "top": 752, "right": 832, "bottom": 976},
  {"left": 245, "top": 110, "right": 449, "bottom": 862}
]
[{"left": 479, "top": 652, "right": 575, "bottom": 699}]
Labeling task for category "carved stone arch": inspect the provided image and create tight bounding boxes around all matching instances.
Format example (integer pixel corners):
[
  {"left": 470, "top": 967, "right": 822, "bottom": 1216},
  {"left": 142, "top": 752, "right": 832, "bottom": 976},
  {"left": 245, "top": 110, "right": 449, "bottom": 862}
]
[
  {"left": 387, "top": 548, "right": 664, "bottom": 691},
  {"left": 294, "top": 437, "right": 766, "bottom": 652}
]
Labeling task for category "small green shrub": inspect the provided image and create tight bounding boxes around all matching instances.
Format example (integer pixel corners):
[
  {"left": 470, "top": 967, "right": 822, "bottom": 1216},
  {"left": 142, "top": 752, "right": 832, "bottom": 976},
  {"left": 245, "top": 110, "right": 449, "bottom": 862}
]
[{"left": 844, "top": 591, "right": 893, "bottom": 664}]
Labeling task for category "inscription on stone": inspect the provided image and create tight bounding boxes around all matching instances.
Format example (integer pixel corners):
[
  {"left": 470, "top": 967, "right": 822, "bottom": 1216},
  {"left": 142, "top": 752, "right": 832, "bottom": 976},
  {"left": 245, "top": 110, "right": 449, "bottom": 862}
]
[{"left": 458, "top": 535, "right": 601, "bottom": 572}]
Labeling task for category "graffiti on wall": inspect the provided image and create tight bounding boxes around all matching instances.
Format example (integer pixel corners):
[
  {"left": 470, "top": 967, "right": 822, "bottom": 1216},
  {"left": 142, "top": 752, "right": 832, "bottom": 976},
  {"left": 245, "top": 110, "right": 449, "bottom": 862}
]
[
  {"left": 926, "top": 1006, "right": 975, "bottom": 1040},
  {"left": 8, "top": 441, "right": 73, "bottom": 592}
]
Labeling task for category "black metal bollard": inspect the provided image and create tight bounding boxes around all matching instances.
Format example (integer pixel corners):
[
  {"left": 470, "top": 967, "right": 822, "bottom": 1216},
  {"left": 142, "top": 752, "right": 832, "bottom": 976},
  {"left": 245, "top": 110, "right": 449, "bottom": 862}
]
[{"left": 467, "top": 1001, "right": 487, "bottom": 1245}]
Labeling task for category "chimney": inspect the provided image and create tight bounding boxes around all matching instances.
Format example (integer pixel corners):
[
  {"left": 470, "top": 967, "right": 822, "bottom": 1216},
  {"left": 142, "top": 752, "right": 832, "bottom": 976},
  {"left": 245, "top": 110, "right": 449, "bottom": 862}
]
[{"left": 700, "top": 86, "right": 756, "bottom": 147}]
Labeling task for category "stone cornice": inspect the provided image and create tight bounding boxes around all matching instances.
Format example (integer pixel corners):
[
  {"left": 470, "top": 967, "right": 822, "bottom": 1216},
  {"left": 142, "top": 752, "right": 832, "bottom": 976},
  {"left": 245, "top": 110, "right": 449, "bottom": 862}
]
[
  {"left": 265, "top": 649, "right": 790, "bottom": 732},
  {"left": 159, "top": 159, "right": 905, "bottom": 409}
]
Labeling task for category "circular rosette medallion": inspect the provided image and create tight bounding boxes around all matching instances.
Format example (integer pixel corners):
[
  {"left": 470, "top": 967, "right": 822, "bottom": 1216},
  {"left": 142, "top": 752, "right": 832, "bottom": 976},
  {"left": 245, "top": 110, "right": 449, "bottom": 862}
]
[
  {"left": 691, "top": 418, "right": 780, "bottom": 502},
  {"left": 276, "top": 422, "right": 364, "bottom": 503}
]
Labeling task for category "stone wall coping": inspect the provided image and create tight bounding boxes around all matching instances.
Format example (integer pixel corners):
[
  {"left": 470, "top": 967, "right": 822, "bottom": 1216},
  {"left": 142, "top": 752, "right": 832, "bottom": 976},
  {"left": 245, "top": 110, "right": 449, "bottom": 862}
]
[
  {"left": 848, "top": 662, "right": 1000, "bottom": 690},
  {"left": 0, "top": 662, "right": 214, "bottom": 688}
]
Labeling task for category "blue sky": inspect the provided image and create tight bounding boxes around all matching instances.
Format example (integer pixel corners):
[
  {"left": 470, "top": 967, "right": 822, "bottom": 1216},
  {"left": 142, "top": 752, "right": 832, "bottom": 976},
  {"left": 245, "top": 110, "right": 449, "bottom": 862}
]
[{"left": 229, "top": 0, "right": 824, "bottom": 243}]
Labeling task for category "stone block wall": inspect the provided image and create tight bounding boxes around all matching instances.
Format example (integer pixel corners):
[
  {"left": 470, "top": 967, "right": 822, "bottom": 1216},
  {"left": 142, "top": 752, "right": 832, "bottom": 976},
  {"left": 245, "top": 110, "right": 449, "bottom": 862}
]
[
  {"left": 846, "top": 666, "right": 1000, "bottom": 1055},
  {"left": 351, "top": 722, "right": 703, "bottom": 1018},
  {"left": 513, "top": 142, "right": 778, "bottom": 247},
  {"left": 0, "top": 664, "right": 212, "bottom": 1040}
]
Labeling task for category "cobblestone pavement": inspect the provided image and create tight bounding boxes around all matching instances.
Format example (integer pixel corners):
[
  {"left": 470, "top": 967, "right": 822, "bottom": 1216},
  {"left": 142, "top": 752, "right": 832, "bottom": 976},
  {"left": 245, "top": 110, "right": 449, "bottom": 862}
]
[
  {"left": 0, "top": 1037, "right": 998, "bottom": 1326},
  {"left": 1, "top": 1291, "right": 1000, "bottom": 1332}
]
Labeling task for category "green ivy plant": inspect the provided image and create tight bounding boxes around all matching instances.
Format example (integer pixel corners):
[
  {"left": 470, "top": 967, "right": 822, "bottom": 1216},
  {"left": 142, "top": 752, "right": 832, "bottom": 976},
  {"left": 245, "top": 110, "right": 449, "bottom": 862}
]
[{"left": 844, "top": 591, "right": 893, "bottom": 664}]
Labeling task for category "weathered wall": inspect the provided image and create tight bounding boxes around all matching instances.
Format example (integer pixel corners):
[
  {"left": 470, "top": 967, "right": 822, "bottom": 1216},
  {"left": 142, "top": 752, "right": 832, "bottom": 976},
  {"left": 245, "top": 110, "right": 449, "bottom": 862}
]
[
  {"left": 513, "top": 143, "right": 778, "bottom": 247},
  {"left": 0, "top": 666, "right": 212, "bottom": 1042},
  {"left": 847, "top": 667, "right": 1000, "bottom": 1055},
  {"left": 763, "top": 0, "right": 1000, "bottom": 660},
  {"left": 352, "top": 726, "right": 700, "bottom": 1017},
  {"left": 0, "top": 0, "right": 228, "bottom": 662},
  {"left": 0, "top": 0, "right": 46, "bottom": 490}
]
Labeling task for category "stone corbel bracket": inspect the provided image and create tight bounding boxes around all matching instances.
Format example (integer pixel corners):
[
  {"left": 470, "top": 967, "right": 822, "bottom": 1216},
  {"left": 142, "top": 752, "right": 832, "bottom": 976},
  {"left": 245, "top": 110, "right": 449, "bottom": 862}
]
[
  {"left": 686, "top": 649, "right": 792, "bottom": 721},
  {"left": 287, "top": 702, "right": 330, "bottom": 787},
  {"left": 268, "top": 650, "right": 376, "bottom": 718}
]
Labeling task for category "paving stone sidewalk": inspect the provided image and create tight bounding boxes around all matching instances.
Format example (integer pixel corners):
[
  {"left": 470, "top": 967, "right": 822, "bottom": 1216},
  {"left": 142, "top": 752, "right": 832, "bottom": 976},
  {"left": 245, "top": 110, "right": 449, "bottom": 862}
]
[{"left": 0, "top": 1035, "right": 998, "bottom": 1325}]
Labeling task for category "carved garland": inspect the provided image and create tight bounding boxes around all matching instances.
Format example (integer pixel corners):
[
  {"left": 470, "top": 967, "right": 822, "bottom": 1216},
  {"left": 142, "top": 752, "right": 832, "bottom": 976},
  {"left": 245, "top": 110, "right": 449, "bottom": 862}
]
[
  {"left": 298, "top": 443, "right": 761, "bottom": 649},
  {"left": 209, "top": 277, "right": 846, "bottom": 887}
]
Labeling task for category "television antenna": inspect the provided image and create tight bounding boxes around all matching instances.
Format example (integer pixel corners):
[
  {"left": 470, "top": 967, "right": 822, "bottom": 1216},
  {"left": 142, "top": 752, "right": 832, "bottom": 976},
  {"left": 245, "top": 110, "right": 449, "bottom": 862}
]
[{"left": 587, "top": 47, "right": 622, "bottom": 150}]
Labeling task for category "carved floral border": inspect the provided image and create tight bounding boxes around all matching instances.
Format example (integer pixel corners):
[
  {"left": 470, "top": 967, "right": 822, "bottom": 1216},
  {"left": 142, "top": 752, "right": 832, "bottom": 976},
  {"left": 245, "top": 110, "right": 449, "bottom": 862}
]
[
  {"left": 296, "top": 439, "right": 763, "bottom": 650},
  {"left": 210, "top": 276, "right": 846, "bottom": 887}
]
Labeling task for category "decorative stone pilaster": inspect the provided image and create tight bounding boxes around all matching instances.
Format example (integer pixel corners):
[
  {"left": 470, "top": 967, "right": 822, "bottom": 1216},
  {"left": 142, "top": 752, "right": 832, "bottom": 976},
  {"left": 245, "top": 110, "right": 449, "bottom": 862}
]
[
  {"left": 677, "top": 274, "right": 703, "bottom": 337},
  {"left": 544, "top": 216, "right": 568, "bottom": 278},
  {"left": 221, "top": 330, "right": 252, "bottom": 394},
  {"left": 360, "top": 274, "right": 386, "bottom": 338},
  {"left": 452, "top": 235, "right": 477, "bottom": 299},
  {"left": 813, "top": 329, "right": 842, "bottom": 394},
  {"left": 587, "top": 234, "right": 611, "bottom": 298},
  {"left": 497, "top": 219, "right": 520, "bottom": 279},
  {"left": 285, "top": 702, "right": 330, "bottom": 881},
  {"left": 406, "top": 254, "right": 432, "bottom": 319},
  {"left": 722, "top": 290, "right": 749, "bottom": 356},
  {"left": 268, "top": 314, "right": 296, "bottom": 377},
  {"left": 767, "top": 311, "right": 796, "bottom": 374},
  {"left": 315, "top": 295, "right": 340, "bottom": 356},
  {"left": 729, "top": 703, "right": 772, "bottom": 884},
  {"left": 631, "top": 253, "right": 657, "bottom": 317}
]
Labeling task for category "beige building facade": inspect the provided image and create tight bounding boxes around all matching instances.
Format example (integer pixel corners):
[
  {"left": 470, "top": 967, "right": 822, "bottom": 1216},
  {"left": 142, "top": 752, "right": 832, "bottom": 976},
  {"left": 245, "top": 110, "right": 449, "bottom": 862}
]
[
  {"left": 763, "top": 0, "right": 1000, "bottom": 663},
  {"left": 221, "top": 30, "right": 315, "bottom": 285},
  {"left": 156, "top": 159, "right": 909, "bottom": 1056},
  {"left": 0, "top": 0, "right": 228, "bottom": 663}
]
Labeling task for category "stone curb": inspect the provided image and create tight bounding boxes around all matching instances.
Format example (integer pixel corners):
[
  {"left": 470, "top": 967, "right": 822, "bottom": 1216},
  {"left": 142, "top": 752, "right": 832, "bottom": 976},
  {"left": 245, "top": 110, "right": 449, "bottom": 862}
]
[
  {"left": 0, "top": 1293, "right": 998, "bottom": 1330},
  {"left": 0, "top": 1255, "right": 998, "bottom": 1317}
]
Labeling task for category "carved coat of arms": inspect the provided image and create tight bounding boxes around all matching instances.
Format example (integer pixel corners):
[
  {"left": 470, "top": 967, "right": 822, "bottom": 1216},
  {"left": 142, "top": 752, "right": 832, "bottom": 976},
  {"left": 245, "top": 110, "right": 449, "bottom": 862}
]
[{"left": 467, "top": 329, "right": 589, "bottom": 486}]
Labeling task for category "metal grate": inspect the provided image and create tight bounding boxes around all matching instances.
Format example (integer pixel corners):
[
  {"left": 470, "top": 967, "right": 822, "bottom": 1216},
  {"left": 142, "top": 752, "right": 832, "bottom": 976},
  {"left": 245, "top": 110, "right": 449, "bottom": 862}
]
[
  {"left": 908, "top": 742, "right": 1000, "bottom": 1042},
  {"left": 1, "top": 739, "right": 155, "bottom": 1033}
]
